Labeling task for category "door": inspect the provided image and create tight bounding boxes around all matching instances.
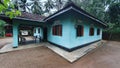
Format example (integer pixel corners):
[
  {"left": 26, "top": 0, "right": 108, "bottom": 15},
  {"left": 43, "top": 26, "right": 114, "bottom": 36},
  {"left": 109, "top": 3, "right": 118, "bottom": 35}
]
[{"left": 43, "top": 27, "right": 47, "bottom": 41}]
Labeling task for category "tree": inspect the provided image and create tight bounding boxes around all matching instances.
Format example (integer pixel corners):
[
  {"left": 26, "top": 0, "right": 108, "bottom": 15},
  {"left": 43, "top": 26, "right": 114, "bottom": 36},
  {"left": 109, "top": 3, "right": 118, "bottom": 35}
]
[
  {"left": 108, "top": 3, "right": 120, "bottom": 24},
  {"left": 30, "top": 0, "right": 44, "bottom": 15},
  {"left": 11, "top": 0, "right": 19, "bottom": 10},
  {"left": 19, "top": 0, "right": 31, "bottom": 12},
  {"left": 0, "top": 0, "right": 21, "bottom": 19},
  {"left": 78, "top": 0, "right": 105, "bottom": 20},
  {"left": 0, "top": 20, "right": 6, "bottom": 37},
  {"left": 67, "top": 0, "right": 118, "bottom": 21},
  {"left": 106, "top": 2, "right": 120, "bottom": 32},
  {"left": 54, "top": 0, "right": 66, "bottom": 10},
  {"left": 44, "top": 0, "right": 55, "bottom": 14},
  {"left": 104, "top": 2, "right": 120, "bottom": 40}
]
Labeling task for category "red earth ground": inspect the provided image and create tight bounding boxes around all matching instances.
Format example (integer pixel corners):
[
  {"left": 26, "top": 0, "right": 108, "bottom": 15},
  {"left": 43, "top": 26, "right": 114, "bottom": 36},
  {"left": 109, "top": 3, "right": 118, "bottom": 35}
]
[{"left": 0, "top": 38, "right": 120, "bottom": 68}]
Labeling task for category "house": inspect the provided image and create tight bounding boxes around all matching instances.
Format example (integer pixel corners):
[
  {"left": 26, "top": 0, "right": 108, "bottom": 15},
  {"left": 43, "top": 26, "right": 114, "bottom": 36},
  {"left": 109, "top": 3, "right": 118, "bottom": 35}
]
[{"left": 0, "top": 2, "right": 107, "bottom": 52}]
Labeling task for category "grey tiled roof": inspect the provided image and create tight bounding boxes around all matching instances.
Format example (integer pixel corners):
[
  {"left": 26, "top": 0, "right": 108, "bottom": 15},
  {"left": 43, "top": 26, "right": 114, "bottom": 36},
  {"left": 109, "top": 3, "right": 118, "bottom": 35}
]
[{"left": 19, "top": 12, "right": 46, "bottom": 22}]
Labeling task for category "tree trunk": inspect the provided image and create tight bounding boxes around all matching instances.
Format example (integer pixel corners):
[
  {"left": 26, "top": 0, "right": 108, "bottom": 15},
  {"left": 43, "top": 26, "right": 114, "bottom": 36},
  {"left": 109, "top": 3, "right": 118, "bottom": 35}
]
[{"left": 109, "top": 32, "right": 112, "bottom": 40}]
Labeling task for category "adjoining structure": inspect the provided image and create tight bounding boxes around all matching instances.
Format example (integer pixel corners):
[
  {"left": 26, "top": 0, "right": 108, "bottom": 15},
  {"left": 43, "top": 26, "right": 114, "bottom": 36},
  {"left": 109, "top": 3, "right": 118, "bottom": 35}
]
[{"left": 0, "top": 2, "right": 107, "bottom": 52}]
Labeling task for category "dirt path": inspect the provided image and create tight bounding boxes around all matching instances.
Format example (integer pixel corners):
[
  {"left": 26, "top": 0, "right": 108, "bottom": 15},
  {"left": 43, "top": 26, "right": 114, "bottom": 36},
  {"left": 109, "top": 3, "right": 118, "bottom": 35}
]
[{"left": 0, "top": 41, "right": 120, "bottom": 68}]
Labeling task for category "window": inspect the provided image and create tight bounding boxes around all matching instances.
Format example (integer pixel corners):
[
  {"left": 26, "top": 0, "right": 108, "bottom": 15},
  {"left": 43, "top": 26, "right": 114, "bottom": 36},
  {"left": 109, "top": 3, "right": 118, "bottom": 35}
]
[
  {"left": 76, "top": 25, "right": 84, "bottom": 37},
  {"left": 52, "top": 25, "right": 62, "bottom": 36},
  {"left": 89, "top": 27, "right": 94, "bottom": 36},
  {"left": 97, "top": 29, "right": 100, "bottom": 35}
]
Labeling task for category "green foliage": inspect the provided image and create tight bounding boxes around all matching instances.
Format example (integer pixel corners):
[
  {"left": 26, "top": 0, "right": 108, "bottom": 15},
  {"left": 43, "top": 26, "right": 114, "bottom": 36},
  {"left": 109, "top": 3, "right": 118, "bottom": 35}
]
[
  {"left": 5, "top": 10, "right": 21, "bottom": 19},
  {"left": 104, "top": 23, "right": 120, "bottom": 33},
  {"left": 0, "top": 20, "right": 6, "bottom": 37},
  {"left": 54, "top": 0, "right": 65, "bottom": 10},
  {"left": 30, "top": 0, "right": 44, "bottom": 15},
  {"left": 0, "top": 0, "right": 21, "bottom": 19},
  {"left": 44, "top": 0, "right": 55, "bottom": 14},
  {"left": 72, "top": 0, "right": 106, "bottom": 21},
  {"left": 0, "top": 20, "right": 6, "bottom": 27},
  {"left": 19, "top": 0, "right": 31, "bottom": 12},
  {"left": 108, "top": 3, "right": 120, "bottom": 24},
  {"left": 69, "top": 0, "right": 119, "bottom": 22},
  {"left": 104, "top": 2, "right": 120, "bottom": 33},
  {"left": 104, "top": 23, "right": 115, "bottom": 33},
  {"left": 0, "top": 0, "right": 21, "bottom": 37},
  {"left": 103, "top": 22, "right": 120, "bottom": 40}
]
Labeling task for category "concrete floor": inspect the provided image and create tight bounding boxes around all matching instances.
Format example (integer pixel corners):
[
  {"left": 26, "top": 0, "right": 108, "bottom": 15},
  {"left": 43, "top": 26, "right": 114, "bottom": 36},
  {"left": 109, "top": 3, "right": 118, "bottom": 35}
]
[
  {"left": 0, "top": 43, "right": 44, "bottom": 53},
  {"left": 0, "top": 37, "right": 44, "bottom": 53},
  {"left": 1, "top": 37, "right": 104, "bottom": 63},
  {"left": 46, "top": 41, "right": 103, "bottom": 62},
  {"left": 0, "top": 41, "right": 120, "bottom": 68},
  {"left": 0, "top": 36, "right": 37, "bottom": 47}
]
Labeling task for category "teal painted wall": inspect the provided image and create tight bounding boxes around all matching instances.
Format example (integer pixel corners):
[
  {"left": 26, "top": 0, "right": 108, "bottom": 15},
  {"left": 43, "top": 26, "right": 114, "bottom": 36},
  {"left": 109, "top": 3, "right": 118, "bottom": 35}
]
[
  {"left": 12, "top": 11, "right": 103, "bottom": 49},
  {"left": 69, "top": 19, "right": 102, "bottom": 48},
  {"left": 69, "top": 11, "right": 103, "bottom": 48},
  {"left": 48, "top": 13, "right": 72, "bottom": 48},
  {"left": 13, "top": 22, "right": 19, "bottom": 47},
  {"left": 47, "top": 11, "right": 103, "bottom": 49}
]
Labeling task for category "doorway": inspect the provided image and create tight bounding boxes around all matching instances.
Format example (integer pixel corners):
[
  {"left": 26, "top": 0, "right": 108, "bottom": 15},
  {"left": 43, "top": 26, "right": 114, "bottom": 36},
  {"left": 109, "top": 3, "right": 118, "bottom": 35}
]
[{"left": 43, "top": 27, "right": 47, "bottom": 41}]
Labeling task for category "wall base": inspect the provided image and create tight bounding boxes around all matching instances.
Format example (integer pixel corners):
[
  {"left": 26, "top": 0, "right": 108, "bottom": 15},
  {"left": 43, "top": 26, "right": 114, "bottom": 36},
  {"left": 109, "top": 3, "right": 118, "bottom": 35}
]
[
  {"left": 13, "top": 46, "right": 18, "bottom": 48},
  {"left": 48, "top": 40, "right": 101, "bottom": 52}
]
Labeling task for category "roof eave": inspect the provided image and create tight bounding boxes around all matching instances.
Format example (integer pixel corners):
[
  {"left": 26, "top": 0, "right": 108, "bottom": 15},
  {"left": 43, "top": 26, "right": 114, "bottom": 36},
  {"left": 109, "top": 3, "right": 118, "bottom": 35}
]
[
  {"left": 44, "top": 6, "right": 73, "bottom": 22},
  {"left": 44, "top": 6, "right": 107, "bottom": 27},
  {"left": 0, "top": 15, "right": 44, "bottom": 23},
  {"left": 71, "top": 7, "right": 107, "bottom": 26},
  {"left": 14, "top": 17, "right": 45, "bottom": 23}
]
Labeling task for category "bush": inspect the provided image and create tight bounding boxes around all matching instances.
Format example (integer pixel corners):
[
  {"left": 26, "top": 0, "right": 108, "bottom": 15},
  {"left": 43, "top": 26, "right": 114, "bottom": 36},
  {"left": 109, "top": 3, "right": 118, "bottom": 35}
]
[
  {"left": 0, "top": 31, "right": 5, "bottom": 37},
  {"left": 103, "top": 32, "right": 120, "bottom": 41},
  {"left": 0, "top": 20, "right": 6, "bottom": 37}
]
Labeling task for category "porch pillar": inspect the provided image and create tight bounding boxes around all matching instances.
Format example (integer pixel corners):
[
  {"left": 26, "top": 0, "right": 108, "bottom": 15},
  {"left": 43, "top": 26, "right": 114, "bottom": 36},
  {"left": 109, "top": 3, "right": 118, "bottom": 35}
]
[{"left": 13, "top": 23, "right": 19, "bottom": 48}]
